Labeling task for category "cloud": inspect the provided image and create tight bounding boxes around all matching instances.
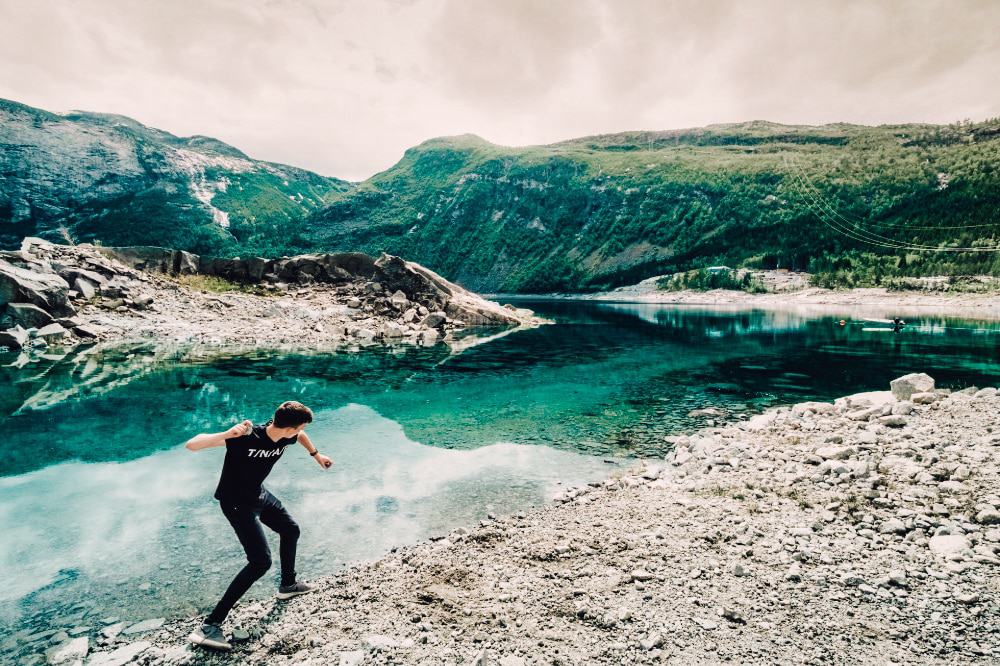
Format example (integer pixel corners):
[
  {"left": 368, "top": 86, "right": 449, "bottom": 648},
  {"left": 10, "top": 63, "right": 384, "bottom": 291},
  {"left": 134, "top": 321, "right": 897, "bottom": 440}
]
[{"left": 0, "top": 0, "right": 997, "bottom": 181}]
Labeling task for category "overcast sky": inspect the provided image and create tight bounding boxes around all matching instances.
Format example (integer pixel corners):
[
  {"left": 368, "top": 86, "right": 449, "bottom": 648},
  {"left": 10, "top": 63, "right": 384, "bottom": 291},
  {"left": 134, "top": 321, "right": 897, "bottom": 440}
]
[{"left": 1, "top": 0, "right": 997, "bottom": 180}]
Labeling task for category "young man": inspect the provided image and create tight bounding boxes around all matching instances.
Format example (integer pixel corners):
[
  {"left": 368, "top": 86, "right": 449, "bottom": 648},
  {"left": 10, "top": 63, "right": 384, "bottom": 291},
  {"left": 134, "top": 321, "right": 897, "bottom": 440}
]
[{"left": 184, "top": 400, "right": 333, "bottom": 651}]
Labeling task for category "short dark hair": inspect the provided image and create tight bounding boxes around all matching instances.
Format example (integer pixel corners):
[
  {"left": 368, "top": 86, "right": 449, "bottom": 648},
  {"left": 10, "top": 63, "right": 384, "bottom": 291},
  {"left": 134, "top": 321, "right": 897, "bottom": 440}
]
[{"left": 273, "top": 401, "right": 313, "bottom": 428}]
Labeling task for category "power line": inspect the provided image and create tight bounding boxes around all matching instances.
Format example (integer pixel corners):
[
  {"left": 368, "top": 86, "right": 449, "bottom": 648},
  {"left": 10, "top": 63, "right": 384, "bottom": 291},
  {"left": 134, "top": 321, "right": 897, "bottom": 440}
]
[{"left": 782, "top": 155, "right": 1000, "bottom": 253}]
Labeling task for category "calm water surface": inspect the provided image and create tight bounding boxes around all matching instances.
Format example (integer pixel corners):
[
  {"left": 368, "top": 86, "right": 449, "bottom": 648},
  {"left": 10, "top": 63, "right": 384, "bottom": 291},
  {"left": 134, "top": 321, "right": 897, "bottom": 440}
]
[{"left": 2, "top": 300, "right": 999, "bottom": 658}]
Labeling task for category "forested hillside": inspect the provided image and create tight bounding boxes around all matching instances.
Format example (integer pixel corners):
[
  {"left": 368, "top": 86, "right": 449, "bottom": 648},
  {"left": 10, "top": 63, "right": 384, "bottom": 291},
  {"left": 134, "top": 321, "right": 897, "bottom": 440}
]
[{"left": 305, "top": 120, "right": 1000, "bottom": 292}]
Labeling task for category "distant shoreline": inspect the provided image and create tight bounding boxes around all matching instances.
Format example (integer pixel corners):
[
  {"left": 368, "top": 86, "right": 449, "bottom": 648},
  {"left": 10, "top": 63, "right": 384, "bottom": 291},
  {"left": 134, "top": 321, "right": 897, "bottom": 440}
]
[{"left": 491, "top": 285, "right": 1000, "bottom": 321}]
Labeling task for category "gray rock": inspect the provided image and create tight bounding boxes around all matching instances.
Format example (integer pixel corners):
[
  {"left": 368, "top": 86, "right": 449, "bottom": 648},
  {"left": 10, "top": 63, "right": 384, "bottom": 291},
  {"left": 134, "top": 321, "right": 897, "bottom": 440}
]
[
  {"left": 72, "top": 324, "right": 100, "bottom": 339},
  {"left": 878, "top": 415, "right": 908, "bottom": 428},
  {"left": 420, "top": 311, "right": 447, "bottom": 328},
  {"left": 46, "top": 636, "right": 88, "bottom": 664},
  {"left": 911, "top": 392, "right": 939, "bottom": 404},
  {"left": 34, "top": 322, "right": 68, "bottom": 342},
  {"left": 890, "top": 373, "right": 935, "bottom": 400},
  {"left": 498, "top": 657, "right": 527, "bottom": 666},
  {"left": 2, "top": 302, "right": 53, "bottom": 328},
  {"left": 389, "top": 290, "right": 409, "bottom": 308},
  {"left": 72, "top": 277, "right": 97, "bottom": 300},
  {"left": 0, "top": 325, "right": 28, "bottom": 350},
  {"left": 880, "top": 518, "right": 907, "bottom": 535},
  {"left": 339, "top": 651, "right": 365, "bottom": 666},
  {"left": 639, "top": 634, "right": 663, "bottom": 650},
  {"left": 362, "top": 634, "right": 399, "bottom": 650},
  {"left": 630, "top": 569, "right": 653, "bottom": 582},
  {"left": 0, "top": 259, "right": 75, "bottom": 316},
  {"left": 928, "top": 534, "right": 970, "bottom": 558},
  {"left": 381, "top": 323, "right": 404, "bottom": 339},
  {"left": 692, "top": 617, "right": 719, "bottom": 630},
  {"left": 816, "top": 445, "right": 856, "bottom": 460},
  {"left": 86, "top": 641, "right": 151, "bottom": 666},
  {"left": 120, "top": 618, "right": 164, "bottom": 635},
  {"left": 976, "top": 509, "right": 1000, "bottom": 525},
  {"left": 721, "top": 607, "right": 746, "bottom": 623}
]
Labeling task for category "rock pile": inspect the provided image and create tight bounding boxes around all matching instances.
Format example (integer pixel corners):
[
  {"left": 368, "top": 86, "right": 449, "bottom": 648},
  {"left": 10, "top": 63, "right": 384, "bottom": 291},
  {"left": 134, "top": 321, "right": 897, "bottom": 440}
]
[
  {"left": 0, "top": 238, "right": 541, "bottom": 350},
  {"left": 73, "top": 374, "right": 999, "bottom": 665}
]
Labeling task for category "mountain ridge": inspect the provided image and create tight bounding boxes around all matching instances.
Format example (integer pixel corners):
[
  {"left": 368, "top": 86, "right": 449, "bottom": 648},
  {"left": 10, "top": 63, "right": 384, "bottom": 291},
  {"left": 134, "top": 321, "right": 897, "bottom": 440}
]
[
  {"left": 3, "top": 97, "right": 999, "bottom": 292},
  {"left": 0, "top": 98, "right": 351, "bottom": 253}
]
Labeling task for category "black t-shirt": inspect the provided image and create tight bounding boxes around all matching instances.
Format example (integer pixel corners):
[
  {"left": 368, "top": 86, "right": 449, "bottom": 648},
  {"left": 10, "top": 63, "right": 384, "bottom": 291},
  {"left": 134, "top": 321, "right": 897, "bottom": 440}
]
[{"left": 213, "top": 422, "right": 298, "bottom": 503}]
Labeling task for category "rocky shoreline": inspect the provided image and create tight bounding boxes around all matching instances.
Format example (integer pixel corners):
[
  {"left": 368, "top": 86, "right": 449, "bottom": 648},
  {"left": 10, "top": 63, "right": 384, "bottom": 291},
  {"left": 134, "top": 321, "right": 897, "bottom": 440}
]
[
  {"left": 0, "top": 239, "right": 542, "bottom": 352},
  {"left": 42, "top": 373, "right": 998, "bottom": 665},
  {"left": 502, "top": 272, "right": 1000, "bottom": 322}
]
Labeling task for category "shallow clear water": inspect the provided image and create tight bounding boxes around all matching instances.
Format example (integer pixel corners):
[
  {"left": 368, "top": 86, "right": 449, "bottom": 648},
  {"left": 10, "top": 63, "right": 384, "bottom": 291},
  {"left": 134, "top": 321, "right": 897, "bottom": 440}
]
[{"left": 2, "top": 300, "right": 1000, "bottom": 657}]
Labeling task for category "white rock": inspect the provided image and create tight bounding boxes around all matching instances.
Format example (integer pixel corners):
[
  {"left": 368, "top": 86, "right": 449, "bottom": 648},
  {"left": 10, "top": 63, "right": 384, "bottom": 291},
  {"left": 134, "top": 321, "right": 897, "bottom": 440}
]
[
  {"left": 339, "top": 651, "right": 365, "bottom": 666},
  {"left": 890, "top": 373, "right": 935, "bottom": 400},
  {"left": 976, "top": 509, "right": 1000, "bottom": 525},
  {"left": 121, "top": 618, "right": 164, "bottom": 635},
  {"left": 911, "top": 392, "right": 939, "bottom": 404},
  {"left": 816, "top": 445, "right": 856, "bottom": 460},
  {"left": 47, "top": 637, "right": 88, "bottom": 664},
  {"left": 87, "top": 642, "right": 151, "bottom": 666},
  {"left": 499, "top": 657, "right": 527, "bottom": 666},
  {"left": 928, "top": 534, "right": 970, "bottom": 559},
  {"left": 880, "top": 518, "right": 907, "bottom": 535}
]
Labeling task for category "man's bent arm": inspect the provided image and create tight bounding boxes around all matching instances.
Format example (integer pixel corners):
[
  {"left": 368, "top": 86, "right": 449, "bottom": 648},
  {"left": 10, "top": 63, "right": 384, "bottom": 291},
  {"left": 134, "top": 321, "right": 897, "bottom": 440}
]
[
  {"left": 298, "top": 431, "right": 318, "bottom": 454},
  {"left": 184, "top": 431, "right": 230, "bottom": 451}
]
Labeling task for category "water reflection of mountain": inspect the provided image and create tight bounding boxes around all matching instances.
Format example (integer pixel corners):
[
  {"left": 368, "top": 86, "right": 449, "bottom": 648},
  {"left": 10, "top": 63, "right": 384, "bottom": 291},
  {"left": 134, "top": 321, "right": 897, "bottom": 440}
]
[{"left": 4, "top": 302, "right": 1000, "bottom": 478}]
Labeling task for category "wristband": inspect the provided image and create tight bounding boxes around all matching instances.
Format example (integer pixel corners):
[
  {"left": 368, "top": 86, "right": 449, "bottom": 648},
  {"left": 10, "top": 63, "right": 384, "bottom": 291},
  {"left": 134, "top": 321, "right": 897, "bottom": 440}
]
[{"left": 309, "top": 449, "right": 319, "bottom": 456}]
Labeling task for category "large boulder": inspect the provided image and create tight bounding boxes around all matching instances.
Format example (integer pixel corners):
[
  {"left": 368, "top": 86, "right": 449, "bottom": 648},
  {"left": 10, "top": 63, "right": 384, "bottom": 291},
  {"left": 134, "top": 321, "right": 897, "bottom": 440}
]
[
  {"left": 73, "top": 277, "right": 98, "bottom": 299},
  {"left": 0, "top": 259, "right": 75, "bottom": 316},
  {"left": 200, "top": 256, "right": 269, "bottom": 282},
  {"left": 273, "top": 253, "right": 376, "bottom": 284},
  {"left": 373, "top": 254, "right": 523, "bottom": 326},
  {"left": 2, "top": 302, "right": 53, "bottom": 329},
  {"left": 928, "top": 534, "right": 970, "bottom": 559},
  {"left": 97, "top": 246, "right": 200, "bottom": 275},
  {"left": 890, "top": 373, "right": 935, "bottom": 400},
  {"left": 34, "top": 322, "right": 68, "bottom": 343}
]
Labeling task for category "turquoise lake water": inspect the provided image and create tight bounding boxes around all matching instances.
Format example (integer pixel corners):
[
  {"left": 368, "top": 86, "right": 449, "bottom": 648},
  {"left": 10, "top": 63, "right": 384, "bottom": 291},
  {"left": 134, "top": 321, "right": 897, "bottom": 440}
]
[{"left": 2, "top": 299, "right": 1000, "bottom": 659}]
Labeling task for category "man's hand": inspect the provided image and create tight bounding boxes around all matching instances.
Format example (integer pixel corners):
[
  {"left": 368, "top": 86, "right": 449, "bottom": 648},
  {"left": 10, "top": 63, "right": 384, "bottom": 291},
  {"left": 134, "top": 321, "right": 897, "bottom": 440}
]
[
  {"left": 314, "top": 453, "right": 334, "bottom": 469},
  {"left": 225, "top": 420, "right": 253, "bottom": 439}
]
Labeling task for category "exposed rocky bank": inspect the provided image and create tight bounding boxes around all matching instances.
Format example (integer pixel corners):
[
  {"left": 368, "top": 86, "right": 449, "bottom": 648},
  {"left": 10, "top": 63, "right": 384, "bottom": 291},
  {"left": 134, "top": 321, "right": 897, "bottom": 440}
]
[
  {"left": 564, "top": 272, "right": 1000, "bottom": 321},
  {"left": 0, "top": 238, "right": 541, "bottom": 352},
  {"left": 47, "top": 373, "right": 1000, "bottom": 665}
]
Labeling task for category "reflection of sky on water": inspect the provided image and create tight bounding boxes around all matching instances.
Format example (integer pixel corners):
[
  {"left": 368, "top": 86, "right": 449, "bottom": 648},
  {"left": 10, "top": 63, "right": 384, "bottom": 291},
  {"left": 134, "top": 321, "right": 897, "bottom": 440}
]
[{"left": 0, "top": 404, "right": 618, "bottom": 632}]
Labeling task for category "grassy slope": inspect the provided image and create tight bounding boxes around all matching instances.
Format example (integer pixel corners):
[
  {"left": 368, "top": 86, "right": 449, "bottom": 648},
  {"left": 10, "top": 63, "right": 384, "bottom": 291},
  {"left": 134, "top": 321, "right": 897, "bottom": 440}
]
[{"left": 304, "top": 120, "right": 1000, "bottom": 292}]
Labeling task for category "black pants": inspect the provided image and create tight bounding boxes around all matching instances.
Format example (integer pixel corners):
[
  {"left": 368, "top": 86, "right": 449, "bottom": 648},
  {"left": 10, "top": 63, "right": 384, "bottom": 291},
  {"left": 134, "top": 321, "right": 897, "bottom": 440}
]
[{"left": 206, "top": 489, "right": 300, "bottom": 624}]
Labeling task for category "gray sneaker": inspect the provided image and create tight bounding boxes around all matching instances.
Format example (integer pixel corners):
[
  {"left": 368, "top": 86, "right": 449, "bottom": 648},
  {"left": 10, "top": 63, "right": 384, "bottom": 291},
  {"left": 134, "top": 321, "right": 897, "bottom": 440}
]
[
  {"left": 188, "top": 622, "right": 232, "bottom": 651},
  {"left": 277, "top": 581, "right": 316, "bottom": 600}
]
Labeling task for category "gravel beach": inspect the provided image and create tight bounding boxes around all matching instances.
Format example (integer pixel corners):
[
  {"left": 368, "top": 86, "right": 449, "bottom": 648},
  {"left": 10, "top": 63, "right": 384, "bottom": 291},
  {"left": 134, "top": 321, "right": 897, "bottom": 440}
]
[{"left": 60, "top": 373, "right": 1000, "bottom": 666}]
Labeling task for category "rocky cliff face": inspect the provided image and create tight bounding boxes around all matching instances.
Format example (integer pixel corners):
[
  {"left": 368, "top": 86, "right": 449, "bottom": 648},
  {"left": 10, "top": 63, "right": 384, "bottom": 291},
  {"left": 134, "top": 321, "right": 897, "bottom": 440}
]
[{"left": 0, "top": 99, "right": 350, "bottom": 253}]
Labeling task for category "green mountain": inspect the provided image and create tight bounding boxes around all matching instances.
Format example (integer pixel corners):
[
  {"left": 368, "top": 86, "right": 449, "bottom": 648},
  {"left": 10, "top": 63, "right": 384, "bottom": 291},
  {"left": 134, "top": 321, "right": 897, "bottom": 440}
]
[
  {"left": 0, "top": 98, "right": 351, "bottom": 254},
  {"left": 305, "top": 120, "right": 1000, "bottom": 292},
  {"left": 4, "top": 98, "right": 999, "bottom": 292}
]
